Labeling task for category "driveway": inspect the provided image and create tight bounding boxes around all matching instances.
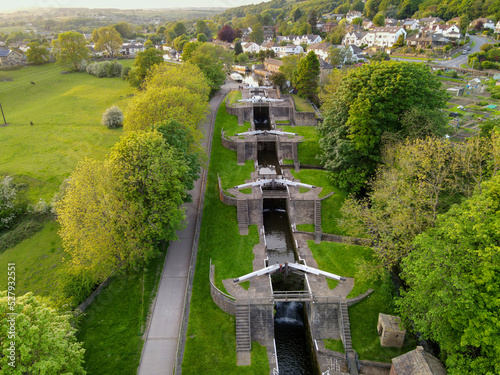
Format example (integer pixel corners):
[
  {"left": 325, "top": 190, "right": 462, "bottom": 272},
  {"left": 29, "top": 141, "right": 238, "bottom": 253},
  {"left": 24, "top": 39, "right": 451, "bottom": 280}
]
[{"left": 434, "top": 35, "right": 491, "bottom": 68}]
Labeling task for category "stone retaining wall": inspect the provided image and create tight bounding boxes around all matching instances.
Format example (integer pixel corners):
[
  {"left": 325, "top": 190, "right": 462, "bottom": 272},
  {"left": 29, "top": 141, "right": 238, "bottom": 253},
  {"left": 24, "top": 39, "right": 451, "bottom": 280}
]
[
  {"left": 218, "top": 175, "right": 237, "bottom": 206},
  {"left": 221, "top": 131, "right": 237, "bottom": 151},
  {"left": 209, "top": 264, "right": 236, "bottom": 316},
  {"left": 77, "top": 278, "right": 111, "bottom": 312},
  {"left": 295, "top": 111, "right": 319, "bottom": 126}
]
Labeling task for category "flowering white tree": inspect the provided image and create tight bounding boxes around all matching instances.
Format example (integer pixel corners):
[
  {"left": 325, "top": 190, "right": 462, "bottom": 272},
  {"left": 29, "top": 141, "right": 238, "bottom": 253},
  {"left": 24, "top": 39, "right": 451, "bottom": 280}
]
[
  {"left": 101, "top": 106, "right": 124, "bottom": 129},
  {"left": 0, "top": 176, "right": 17, "bottom": 229}
]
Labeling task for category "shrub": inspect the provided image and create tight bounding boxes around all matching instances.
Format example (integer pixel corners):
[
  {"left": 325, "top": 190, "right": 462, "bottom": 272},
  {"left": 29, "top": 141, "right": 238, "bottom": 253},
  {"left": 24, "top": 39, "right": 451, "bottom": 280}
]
[
  {"left": 0, "top": 176, "right": 18, "bottom": 229},
  {"left": 101, "top": 106, "right": 124, "bottom": 129},
  {"left": 121, "top": 65, "right": 131, "bottom": 80},
  {"left": 450, "top": 70, "right": 458, "bottom": 78},
  {"left": 86, "top": 61, "right": 123, "bottom": 78}
]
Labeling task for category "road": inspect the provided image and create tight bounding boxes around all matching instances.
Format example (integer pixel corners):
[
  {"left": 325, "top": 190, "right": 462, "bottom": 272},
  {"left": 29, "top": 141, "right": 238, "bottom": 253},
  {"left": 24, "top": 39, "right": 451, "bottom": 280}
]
[
  {"left": 137, "top": 80, "right": 238, "bottom": 375},
  {"left": 390, "top": 35, "right": 492, "bottom": 68}
]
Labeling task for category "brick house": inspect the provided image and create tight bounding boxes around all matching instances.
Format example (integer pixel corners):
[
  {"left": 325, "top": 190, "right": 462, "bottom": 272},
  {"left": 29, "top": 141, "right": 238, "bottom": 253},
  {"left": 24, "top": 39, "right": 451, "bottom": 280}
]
[
  {"left": 264, "top": 58, "right": 283, "bottom": 73},
  {"left": 0, "top": 49, "right": 24, "bottom": 66}
]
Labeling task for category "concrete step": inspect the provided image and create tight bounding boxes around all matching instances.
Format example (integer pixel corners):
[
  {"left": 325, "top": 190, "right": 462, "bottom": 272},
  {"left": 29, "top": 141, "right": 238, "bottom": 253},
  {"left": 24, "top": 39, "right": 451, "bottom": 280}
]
[{"left": 235, "top": 304, "right": 251, "bottom": 353}]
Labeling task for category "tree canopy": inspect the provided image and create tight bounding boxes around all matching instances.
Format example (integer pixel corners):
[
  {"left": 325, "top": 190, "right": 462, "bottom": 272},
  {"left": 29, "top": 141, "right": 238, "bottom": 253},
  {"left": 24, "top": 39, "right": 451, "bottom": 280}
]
[
  {"left": 397, "top": 174, "right": 500, "bottom": 374},
  {"left": 51, "top": 31, "right": 90, "bottom": 71},
  {"left": 318, "top": 61, "right": 448, "bottom": 192},
  {"left": 94, "top": 26, "right": 123, "bottom": 58},
  {"left": 295, "top": 51, "right": 320, "bottom": 102},
  {"left": 0, "top": 292, "right": 85, "bottom": 374},
  {"left": 217, "top": 24, "right": 236, "bottom": 42},
  {"left": 26, "top": 42, "right": 50, "bottom": 64},
  {"left": 128, "top": 47, "right": 163, "bottom": 87}
]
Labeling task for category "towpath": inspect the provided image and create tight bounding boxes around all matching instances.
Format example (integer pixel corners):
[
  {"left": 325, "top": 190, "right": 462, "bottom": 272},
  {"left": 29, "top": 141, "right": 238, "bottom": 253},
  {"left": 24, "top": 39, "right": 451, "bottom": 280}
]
[{"left": 138, "top": 80, "right": 238, "bottom": 375}]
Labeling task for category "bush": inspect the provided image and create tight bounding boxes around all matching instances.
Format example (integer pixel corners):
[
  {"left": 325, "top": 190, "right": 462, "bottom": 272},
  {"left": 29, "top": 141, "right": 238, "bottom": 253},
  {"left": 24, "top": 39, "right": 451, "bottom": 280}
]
[
  {"left": 450, "top": 70, "right": 458, "bottom": 78},
  {"left": 0, "top": 176, "right": 18, "bottom": 229},
  {"left": 86, "top": 61, "right": 123, "bottom": 78},
  {"left": 121, "top": 65, "right": 131, "bottom": 80},
  {"left": 101, "top": 106, "right": 124, "bottom": 129}
]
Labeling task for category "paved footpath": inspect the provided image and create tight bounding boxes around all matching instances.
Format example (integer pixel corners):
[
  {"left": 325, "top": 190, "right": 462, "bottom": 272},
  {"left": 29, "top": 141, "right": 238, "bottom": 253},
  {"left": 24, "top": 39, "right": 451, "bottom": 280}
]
[{"left": 138, "top": 81, "right": 238, "bottom": 375}]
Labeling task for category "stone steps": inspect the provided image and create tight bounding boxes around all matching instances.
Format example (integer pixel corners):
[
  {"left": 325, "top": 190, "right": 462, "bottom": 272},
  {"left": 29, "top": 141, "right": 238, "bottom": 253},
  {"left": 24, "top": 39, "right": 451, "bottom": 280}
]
[
  {"left": 314, "top": 200, "right": 322, "bottom": 233},
  {"left": 235, "top": 304, "right": 251, "bottom": 352},
  {"left": 237, "top": 199, "right": 249, "bottom": 234}
]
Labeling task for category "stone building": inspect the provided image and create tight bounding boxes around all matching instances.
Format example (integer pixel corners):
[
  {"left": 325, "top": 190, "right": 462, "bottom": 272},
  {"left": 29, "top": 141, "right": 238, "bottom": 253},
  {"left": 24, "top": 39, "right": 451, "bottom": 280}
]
[
  {"left": 391, "top": 346, "right": 447, "bottom": 375},
  {"left": 377, "top": 313, "right": 405, "bottom": 348}
]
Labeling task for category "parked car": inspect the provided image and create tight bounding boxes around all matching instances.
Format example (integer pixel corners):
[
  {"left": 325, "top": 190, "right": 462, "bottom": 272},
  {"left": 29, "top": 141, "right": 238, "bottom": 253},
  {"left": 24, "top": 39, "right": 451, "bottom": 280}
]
[{"left": 462, "top": 50, "right": 468, "bottom": 55}]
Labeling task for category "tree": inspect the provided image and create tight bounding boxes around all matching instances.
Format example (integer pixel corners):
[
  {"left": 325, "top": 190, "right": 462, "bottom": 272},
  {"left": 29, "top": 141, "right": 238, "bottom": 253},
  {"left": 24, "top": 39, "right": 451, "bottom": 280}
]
[
  {"left": 249, "top": 23, "right": 264, "bottom": 44},
  {"left": 293, "top": 8, "right": 303, "bottom": 22},
  {"left": 474, "top": 19, "right": 484, "bottom": 31},
  {"left": 269, "top": 71, "right": 287, "bottom": 88},
  {"left": 459, "top": 14, "right": 470, "bottom": 35},
  {"left": 279, "top": 54, "right": 300, "bottom": 83},
  {"left": 373, "top": 13, "right": 385, "bottom": 26},
  {"left": 184, "top": 43, "right": 233, "bottom": 94},
  {"left": 173, "top": 22, "right": 186, "bottom": 37},
  {"left": 0, "top": 292, "right": 85, "bottom": 374},
  {"left": 392, "top": 34, "right": 405, "bottom": 48},
  {"left": 196, "top": 20, "right": 207, "bottom": 35},
  {"left": 308, "top": 10, "right": 318, "bottom": 32},
  {"left": 51, "top": 31, "right": 90, "bottom": 71},
  {"left": 0, "top": 176, "right": 19, "bottom": 230},
  {"left": 352, "top": 17, "right": 364, "bottom": 26},
  {"left": 318, "top": 62, "right": 448, "bottom": 192},
  {"left": 234, "top": 41, "right": 243, "bottom": 55},
  {"left": 57, "top": 131, "right": 190, "bottom": 277},
  {"left": 329, "top": 46, "right": 352, "bottom": 67},
  {"left": 26, "top": 41, "right": 50, "bottom": 64},
  {"left": 295, "top": 51, "right": 320, "bottom": 101},
  {"left": 94, "top": 26, "right": 122, "bottom": 58},
  {"left": 397, "top": 174, "right": 500, "bottom": 374},
  {"left": 182, "top": 41, "right": 202, "bottom": 61},
  {"left": 114, "top": 22, "right": 134, "bottom": 39},
  {"left": 217, "top": 24, "right": 236, "bottom": 43},
  {"left": 101, "top": 106, "right": 124, "bottom": 129},
  {"left": 197, "top": 33, "right": 208, "bottom": 43},
  {"left": 130, "top": 47, "right": 163, "bottom": 87}
]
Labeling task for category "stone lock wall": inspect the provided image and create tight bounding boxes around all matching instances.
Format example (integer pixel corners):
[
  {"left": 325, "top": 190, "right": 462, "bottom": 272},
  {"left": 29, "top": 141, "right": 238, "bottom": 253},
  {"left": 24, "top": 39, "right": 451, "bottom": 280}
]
[
  {"left": 295, "top": 112, "right": 319, "bottom": 126},
  {"left": 307, "top": 300, "right": 342, "bottom": 340},
  {"left": 250, "top": 304, "right": 275, "bottom": 345},
  {"left": 209, "top": 264, "right": 236, "bottom": 316},
  {"left": 288, "top": 199, "right": 316, "bottom": 225}
]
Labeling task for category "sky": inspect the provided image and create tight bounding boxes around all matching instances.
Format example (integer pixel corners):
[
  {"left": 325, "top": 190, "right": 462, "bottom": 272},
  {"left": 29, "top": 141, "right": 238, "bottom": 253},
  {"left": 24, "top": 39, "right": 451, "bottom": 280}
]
[{"left": 0, "top": 0, "right": 265, "bottom": 12}]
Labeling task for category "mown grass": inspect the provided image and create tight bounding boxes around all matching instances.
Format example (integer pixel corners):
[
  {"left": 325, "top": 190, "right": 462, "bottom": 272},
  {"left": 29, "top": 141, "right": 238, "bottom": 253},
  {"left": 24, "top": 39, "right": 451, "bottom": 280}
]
[
  {"left": 290, "top": 169, "right": 347, "bottom": 235},
  {"left": 309, "top": 242, "right": 415, "bottom": 362},
  {"left": 325, "top": 338, "right": 345, "bottom": 353},
  {"left": 0, "top": 63, "right": 134, "bottom": 201},
  {"left": 76, "top": 249, "right": 166, "bottom": 375},
  {"left": 0, "top": 221, "right": 66, "bottom": 301},
  {"left": 182, "top": 97, "right": 268, "bottom": 374},
  {"left": 291, "top": 94, "right": 314, "bottom": 112},
  {"left": 226, "top": 90, "right": 242, "bottom": 104},
  {"left": 218, "top": 102, "right": 250, "bottom": 138},
  {"left": 279, "top": 125, "right": 320, "bottom": 165}
]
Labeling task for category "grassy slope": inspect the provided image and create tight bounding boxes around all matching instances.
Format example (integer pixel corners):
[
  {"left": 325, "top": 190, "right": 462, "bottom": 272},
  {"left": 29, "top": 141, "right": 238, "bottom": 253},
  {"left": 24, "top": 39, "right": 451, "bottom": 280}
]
[
  {"left": 279, "top": 125, "right": 321, "bottom": 165},
  {"left": 182, "top": 98, "right": 269, "bottom": 374},
  {"left": 0, "top": 63, "right": 134, "bottom": 200},
  {"left": 291, "top": 94, "right": 314, "bottom": 112},
  {"left": 76, "top": 249, "right": 166, "bottom": 375},
  {"left": 310, "top": 242, "right": 415, "bottom": 362},
  {"left": 218, "top": 102, "right": 250, "bottom": 138}
]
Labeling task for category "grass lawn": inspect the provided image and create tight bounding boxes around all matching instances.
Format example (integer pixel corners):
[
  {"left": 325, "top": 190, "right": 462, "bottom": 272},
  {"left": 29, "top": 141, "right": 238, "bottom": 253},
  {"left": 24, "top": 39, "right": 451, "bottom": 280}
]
[
  {"left": 309, "top": 242, "right": 415, "bottom": 362},
  {"left": 0, "top": 63, "right": 134, "bottom": 201},
  {"left": 325, "top": 338, "right": 345, "bottom": 353},
  {"left": 0, "top": 220, "right": 66, "bottom": 302},
  {"left": 471, "top": 40, "right": 476, "bottom": 48},
  {"left": 182, "top": 99, "right": 268, "bottom": 374},
  {"left": 291, "top": 94, "right": 314, "bottom": 112},
  {"left": 218, "top": 102, "right": 251, "bottom": 139},
  {"left": 76, "top": 248, "right": 166, "bottom": 375},
  {"left": 279, "top": 125, "right": 320, "bottom": 165},
  {"left": 226, "top": 90, "right": 242, "bottom": 105},
  {"left": 452, "top": 52, "right": 462, "bottom": 59},
  {"left": 290, "top": 169, "right": 347, "bottom": 235}
]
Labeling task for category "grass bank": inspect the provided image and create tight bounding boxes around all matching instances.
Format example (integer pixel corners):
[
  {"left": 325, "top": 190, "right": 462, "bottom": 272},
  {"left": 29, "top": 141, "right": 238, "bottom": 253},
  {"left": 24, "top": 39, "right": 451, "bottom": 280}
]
[
  {"left": 182, "top": 96, "right": 268, "bottom": 374},
  {"left": 0, "top": 63, "right": 134, "bottom": 201},
  {"left": 310, "top": 242, "right": 415, "bottom": 362},
  {"left": 76, "top": 249, "right": 166, "bottom": 375},
  {"left": 280, "top": 125, "right": 320, "bottom": 165},
  {"left": 291, "top": 94, "right": 314, "bottom": 112}
]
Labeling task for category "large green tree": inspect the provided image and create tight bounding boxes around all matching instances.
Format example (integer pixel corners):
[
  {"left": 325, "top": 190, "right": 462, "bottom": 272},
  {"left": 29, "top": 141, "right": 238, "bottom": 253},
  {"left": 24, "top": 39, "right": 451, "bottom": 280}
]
[
  {"left": 0, "top": 292, "right": 85, "bottom": 374},
  {"left": 318, "top": 61, "right": 448, "bottom": 192},
  {"left": 397, "top": 174, "right": 500, "bottom": 374},
  {"left": 94, "top": 26, "right": 123, "bottom": 58},
  {"left": 26, "top": 41, "right": 50, "bottom": 64},
  {"left": 128, "top": 47, "right": 163, "bottom": 87},
  {"left": 51, "top": 31, "right": 90, "bottom": 71},
  {"left": 295, "top": 51, "right": 320, "bottom": 101}
]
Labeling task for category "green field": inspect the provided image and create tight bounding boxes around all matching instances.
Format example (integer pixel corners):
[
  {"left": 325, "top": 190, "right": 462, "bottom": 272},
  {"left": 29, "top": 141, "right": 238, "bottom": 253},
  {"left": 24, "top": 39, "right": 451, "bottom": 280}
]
[
  {"left": 280, "top": 125, "right": 321, "bottom": 165},
  {"left": 0, "top": 63, "right": 134, "bottom": 201}
]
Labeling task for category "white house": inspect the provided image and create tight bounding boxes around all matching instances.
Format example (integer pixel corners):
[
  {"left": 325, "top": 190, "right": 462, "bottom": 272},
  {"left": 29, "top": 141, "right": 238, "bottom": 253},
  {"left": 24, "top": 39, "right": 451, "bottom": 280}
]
[
  {"left": 323, "top": 13, "right": 343, "bottom": 21},
  {"left": 402, "top": 19, "right": 419, "bottom": 30},
  {"left": 308, "top": 42, "right": 332, "bottom": 61},
  {"left": 275, "top": 44, "right": 304, "bottom": 57},
  {"left": 292, "top": 34, "right": 322, "bottom": 45},
  {"left": 120, "top": 42, "right": 145, "bottom": 56},
  {"left": 346, "top": 11, "right": 362, "bottom": 23},
  {"left": 363, "top": 27, "right": 407, "bottom": 48},
  {"left": 484, "top": 19, "right": 496, "bottom": 30},
  {"left": 419, "top": 17, "right": 443, "bottom": 26},
  {"left": 242, "top": 42, "right": 260, "bottom": 53},
  {"left": 342, "top": 31, "right": 368, "bottom": 46}
]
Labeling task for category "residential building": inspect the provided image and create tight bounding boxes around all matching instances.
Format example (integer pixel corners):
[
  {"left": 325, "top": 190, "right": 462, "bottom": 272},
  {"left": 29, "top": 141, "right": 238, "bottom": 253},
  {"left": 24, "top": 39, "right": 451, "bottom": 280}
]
[
  {"left": 496, "top": 21, "right": 500, "bottom": 33},
  {"left": 342, "top": 31, "right": 368, "bottom": 46},
  {"left": 419, "top": 17, "right": 443, "bottom": 26},
  {"left": 275, "top": 44, "right": 304, "bottom": 57},
  {"left": 262, "top": 26, "right": 276, "bottom": 41},
  {"left": 346, "top": 11, "right": 362, "bottom": 23},
  {"left": 362, "top": 20, "right": 375, "bottom": 30},
  {"left": 402, "top": 18, "right": 419, "bottom": 30},
  {"left": 292, "top": 34, "right": 322, "bottom": 45},
  {"left": 362, "top": 27, "right": 407, "bottom": 48},
  {"left": 406, "top": 31, "right": 449, "bottom": 48},
  {"left": 321, "top": 21, "right": 337, "bottom": 33},
  {"left": 0, "top": 48, "right": 24, "bottom": 66},
  {"left": 120, "top": 42, "right": 145, "bottom": 56},
  {"left": 264, "top": 58, "right": 283, "bottom": 73},
  {"left": 470, "top": 18, "right": 496, "bottom": 30},
  {"left": 242, "top": 42, "right": 260, "bottom": 53},
  {"left": 307, "top": 42, "right": 332, "bottom": 61},
  {"left": 323, "top": 13, "right": 343, "bottom": 21}
]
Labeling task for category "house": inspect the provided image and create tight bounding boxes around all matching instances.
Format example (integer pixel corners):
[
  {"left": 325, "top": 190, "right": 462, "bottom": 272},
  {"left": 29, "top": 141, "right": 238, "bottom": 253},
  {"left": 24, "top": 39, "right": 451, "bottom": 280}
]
[
  {"left": 318, "top": 59, "right": 333, "bottom": 83},
  {"left": 347, "top": 44, "right": 365, "bottom": 62},
  {"left": 264, "top": 58, "right": 283, "bottom": 73},
  {"left": 308, "top": 42, "right": 332, "bottom": 61},
  {"left": 275, "top": 44, "right": 304, "bottom": 57},
  {"left": 242, "top": 42, "right": 260, "bottom": 53},
  {"left": 321, "top": 21, "right": 337, "bottom": 33},
  {"left": 262, "top": 26, "right": 276, "bottom": 41},
  {"left": 362, "top": 20, "right": 375, "bottom": 29},
  {"left": 292, "top": 34, "right": 322, "bottom": 45},
  {"left": 402, "top": 18, "right": 419, "bottom": 30},
  {"left": 120, "top": 42, "right": 145, "bottom": 56},
  {"left": 406, "top": 31, "right": 449, "bottom": 48},
  {"left": 442, "top": 24, "right": 461, "bottom": 39},
  {"left": 419, "top": 17, "right": 443, "bottom": 26},
  {"left": 276, "top": 35, "right": 293, "bottom": 44},
  {"left": 362, "top": 27, "right": 407, "bottom": 48},
  {"left": 385, "top": 18, "right": 398, "bottom": 27},
  {"left": 346, "top": 11, "right": 362, "bottom": 23},
  {"left": 391, "top": 346, "right": 447, "bottom": 375},
  {"left": 323, "top": 13, "right": 343, "bottom": 21},
  {"left": 446, "top": 17, "right": 462, "bottom": 25},
  {"left": 470, "top": 18, "right": 496, "bottom": 30},
  {"left": 496, "top": 21, "right": 500, "bottom": 33},
  {"left": 342, "top": 31, "right": 368, "bottom": 47},
  {"left": 0, "top": 48, "right": 24, "bottom": 66}
]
